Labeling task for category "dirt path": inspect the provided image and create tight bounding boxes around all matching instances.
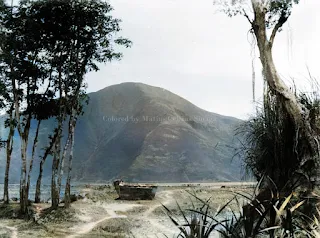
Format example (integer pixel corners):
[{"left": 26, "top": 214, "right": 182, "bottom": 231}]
[
  {"left": 0, "top": 184, "right": 249, "bottom": 237},
  {"left": 66, "top": 202, "right": 141, "bottom": 238},
  {"left": 143, "top": 190, "right": 177, "bottom": 235},
  {"left": 66, "top": 190, "right": 178, "bottom": 238},
  {"left": 66, "top": 215, "right": 125, "bottom": 238},
  {"left": 144, "top": 190, "right": 173, "bottom": 216},
  {"left": 0, "top": 224, "right": 18, "bottom": 238},
  {"left": 130, "top": 190, "right": 179, "bottom": 237}
]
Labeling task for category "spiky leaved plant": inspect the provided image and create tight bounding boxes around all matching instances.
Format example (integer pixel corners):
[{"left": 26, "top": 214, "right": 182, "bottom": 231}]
[
  {"left": 237, "top": 87, "right": 320, "bottom": 194},
  {"left": 217, "top": 179, "right": 319, "bottom": 238},
  {"left": 163, "top": 191, "right": 230, "bottom": 238}
]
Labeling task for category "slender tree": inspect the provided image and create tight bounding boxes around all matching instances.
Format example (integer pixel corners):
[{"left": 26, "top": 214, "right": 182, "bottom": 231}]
[
  {"left": 1, "top": 0, "right": 131, "bottom": 211},
  {"left": 20, "top": 0, "right": 131, "bottom": 208},
  {"left": 0, "top": 2, "right": 14, "bottom": 201},
  {"left": 35, "top": 124, "right": 59, "bottom": 203},
  {"left": 0, "top": 0, "right": 14, "bottom": 205},
  {"left": 0, "top": 1, "right": 56, "bottom": 213},
  {"left": 0, "top": 83, "right": 13, "bottom": 204}
]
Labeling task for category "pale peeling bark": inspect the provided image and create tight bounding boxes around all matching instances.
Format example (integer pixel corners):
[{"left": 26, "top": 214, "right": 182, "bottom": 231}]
[
  {"left": 11, "top": 70, "right": 31, "bottom": 213},
  {"left": 10, "top": 68, "right": 27, "bottom": 213},
  {"left": 251, "top": 1, "right": 300, "bottom": 105},
  {"left": 57, "top": 117, "right": 72, "bottom": 197},
  {"left": 51, "top": 63, "right": 64, "bottom": 209},
  {"left": 250, "top": 0, "right": 317, "bottom": 162},
  {"left": 19, "top": 115, "right": 31, "bottom": 214},
  {"left": 64, "top": 114, "right": 76, "bottom": 208}
]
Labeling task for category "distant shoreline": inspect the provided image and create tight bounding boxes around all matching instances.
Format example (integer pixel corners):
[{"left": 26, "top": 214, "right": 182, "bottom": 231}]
[{"left": 0, "top": 181, "right": 257, "bottom": 186}]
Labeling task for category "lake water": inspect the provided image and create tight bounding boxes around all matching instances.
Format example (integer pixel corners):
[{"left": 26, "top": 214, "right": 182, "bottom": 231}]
[{"left": 0, "top": 184, "right": 84, "bottom": 202}]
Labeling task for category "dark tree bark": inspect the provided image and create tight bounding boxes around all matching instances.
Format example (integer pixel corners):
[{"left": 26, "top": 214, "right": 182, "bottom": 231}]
[
  {"left": 35, "top": 131, "right": 58, "bottom": 203},
  {"left": 26, "top": 120, "right": 41, "bottom": 200},
  {"left": 3, "top": 111, "right": 14, "bottom": 204},
  {"left": 51, "top": 133, "right": 61, "bottom": 209},
  {"left": 19, "top": 114, "right": 31, "bottom": 214}
]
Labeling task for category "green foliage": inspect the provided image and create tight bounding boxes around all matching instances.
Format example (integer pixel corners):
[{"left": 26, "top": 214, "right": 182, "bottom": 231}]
[
  {"left": 215, "top": 0, "right": 300, "bottom": 30},
  {"left": 0, "top": 0, "right": 132, "bottom": 120},
  {"left": 236, "top": 87, "right": 320, "bottom": 192},
  {"left": 266, "top": 0, "right": 300, "bottom": 28},
  {"left": 19, "top": 0, "right": 132, "bottom": 117},
  {"left": 0, "top": 0, "right": 54, "bottom": 120}
]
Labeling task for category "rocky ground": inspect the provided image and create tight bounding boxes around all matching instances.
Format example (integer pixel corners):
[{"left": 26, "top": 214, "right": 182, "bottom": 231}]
[{"left": 0, "top": 182, "right": 255, "bottom": 238}]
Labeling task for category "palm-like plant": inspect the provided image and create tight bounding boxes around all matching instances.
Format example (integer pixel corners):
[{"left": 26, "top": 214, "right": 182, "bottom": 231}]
[
  {"left": 237, "top": 85, "right": 320, "bottom": 194},
  {"left": 214, "top": 177, "right": 311, "bottom": 238}
]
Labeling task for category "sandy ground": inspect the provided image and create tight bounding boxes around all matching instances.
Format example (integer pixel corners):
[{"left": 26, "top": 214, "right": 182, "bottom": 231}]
[{"left": 0, "top": 182, "right": 255, "bottom": 238}]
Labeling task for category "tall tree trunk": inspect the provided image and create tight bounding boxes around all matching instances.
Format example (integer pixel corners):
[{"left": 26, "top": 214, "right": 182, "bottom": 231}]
[
  {"left": 57, "top": 116, "right": 72, "bottom": 198},
  {"left": 64, "top": 114, "right": 76, "bottom": 208},
  {"left": 50, "top": 59, "right": 65, "bottom": 209},
  {"left": 51, "top": 135, "right": 61, "bottom": 209},
  {"left": 19, "top": 115, "right": 31, "bottom": 214},
  {"left": 4, "top": 112, "right": 15, "bottom": 204},
  {"left": 19, "top": 137, "right": 28, "bottom": 213},
  {"left": 35, "top": 130, "right": 58, "bottom": 203},
  {"left": 10, "top": 60, "right": 26, "bottom": 213},
  {"left": 11, "top": 71, "right": 31, "bottom": 214},
  {"left": 251, "top": 1, "right": 317, "bottom": 165},
  {"left": 26, "top": 120, "right": 41, "bottom": 200},
  {"left": 51, "top": 113, "right": 64, "bottom": 208},
  {"left": 35, "top": 160, "right": 44, "bottom": 203}
]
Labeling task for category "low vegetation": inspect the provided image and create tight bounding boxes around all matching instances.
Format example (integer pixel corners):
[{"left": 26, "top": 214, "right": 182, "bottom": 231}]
[{"left": 164, "top": 180, "right": 320, "bottom": 238}]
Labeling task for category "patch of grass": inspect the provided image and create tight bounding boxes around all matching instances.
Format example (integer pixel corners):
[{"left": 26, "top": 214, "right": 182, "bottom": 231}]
[
  {"left": 85, "top": 187, "right": 118, "bottom": 202},
  {"left": 87, "top": 218, "right": 132, "bottom": 238},
  {"left": 0, "top": 231, "right": 11, "bottom": 238},
  {"left": 118, "top": 206, "right": 148, "bottom": 216},
  {"left": 0, "top": 203, "right": 20, "bottom": 219},
  {"left": 37, "top": 206, "right": 77, "bottom": 224}
]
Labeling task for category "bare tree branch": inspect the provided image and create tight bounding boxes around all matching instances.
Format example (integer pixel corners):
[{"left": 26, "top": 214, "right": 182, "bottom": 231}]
[
  {"left": 269, "top": 12, "right": 288, "bottom": 47},
  {"left": 243, "top": 9, "right": 253, "bottom": 24}
]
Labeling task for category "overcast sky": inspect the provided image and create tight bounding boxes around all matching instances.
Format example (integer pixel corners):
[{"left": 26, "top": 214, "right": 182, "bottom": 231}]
[{"left": 85, "top": 0, "right": 320, "bottom": 120}]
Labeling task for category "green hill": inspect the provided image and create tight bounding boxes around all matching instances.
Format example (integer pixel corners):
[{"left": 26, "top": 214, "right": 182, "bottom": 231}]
[{"left": 0, "top": 82, "right": 244, "bottom": 183}]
